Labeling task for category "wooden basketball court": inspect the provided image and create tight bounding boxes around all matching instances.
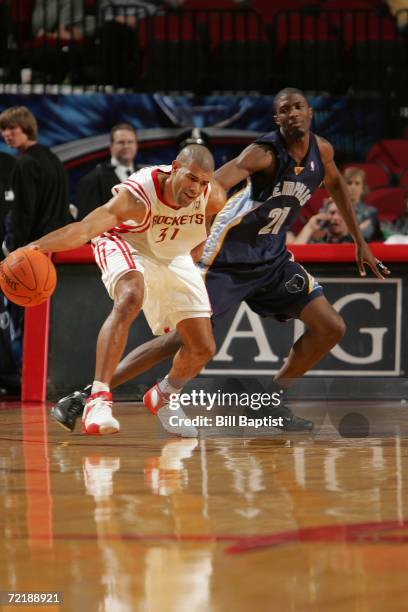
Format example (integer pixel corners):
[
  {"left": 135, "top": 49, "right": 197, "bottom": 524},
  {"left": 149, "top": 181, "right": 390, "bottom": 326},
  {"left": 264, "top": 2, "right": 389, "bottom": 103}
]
[{"left": 1, "top": 400, "right": 408, "bottom": 611}]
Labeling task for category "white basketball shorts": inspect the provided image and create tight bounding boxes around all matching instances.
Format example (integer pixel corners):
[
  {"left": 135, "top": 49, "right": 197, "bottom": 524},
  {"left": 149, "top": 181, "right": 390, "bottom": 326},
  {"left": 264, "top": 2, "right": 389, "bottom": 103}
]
[{"left": 92, "top": 234, "right": 211, "bottom": 335}]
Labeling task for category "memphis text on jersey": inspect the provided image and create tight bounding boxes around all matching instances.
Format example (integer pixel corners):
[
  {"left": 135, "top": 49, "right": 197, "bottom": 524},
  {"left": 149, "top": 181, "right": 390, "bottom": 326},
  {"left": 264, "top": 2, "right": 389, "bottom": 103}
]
[{"left": 272, "top": 180, "right": 311, "bottom": 207}]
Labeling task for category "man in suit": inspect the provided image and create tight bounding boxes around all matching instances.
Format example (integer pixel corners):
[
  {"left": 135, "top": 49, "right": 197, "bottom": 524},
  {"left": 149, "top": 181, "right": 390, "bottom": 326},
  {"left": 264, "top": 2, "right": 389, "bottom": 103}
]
[{"left": 76, "top": 123, "right": 139, "bottom": 220}]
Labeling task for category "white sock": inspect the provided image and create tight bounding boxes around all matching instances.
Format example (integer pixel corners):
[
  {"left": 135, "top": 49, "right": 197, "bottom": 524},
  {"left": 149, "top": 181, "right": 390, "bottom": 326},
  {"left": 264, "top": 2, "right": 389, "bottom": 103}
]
[
  {"left": 158, "top": 375, "right": 182, "bottom": 396},
  {"left": 91, "top": 380, "right": 110, "bottom": 395}
]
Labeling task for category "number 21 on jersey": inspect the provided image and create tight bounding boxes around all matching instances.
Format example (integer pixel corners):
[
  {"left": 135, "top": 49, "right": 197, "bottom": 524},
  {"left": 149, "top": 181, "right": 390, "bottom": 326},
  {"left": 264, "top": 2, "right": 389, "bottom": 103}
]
[{"left": 258, "top": 206, "right": 291, "bottom": 235}]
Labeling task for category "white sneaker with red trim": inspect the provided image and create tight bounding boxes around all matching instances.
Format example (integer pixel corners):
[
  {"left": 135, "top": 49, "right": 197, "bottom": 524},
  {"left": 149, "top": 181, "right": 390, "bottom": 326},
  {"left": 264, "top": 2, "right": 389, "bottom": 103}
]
[
  {"left": 82, "top": 391, "right": 120, "bottom": 435},
  {"left": 144, "top": 384, "right": 198, "bottom": 438}
]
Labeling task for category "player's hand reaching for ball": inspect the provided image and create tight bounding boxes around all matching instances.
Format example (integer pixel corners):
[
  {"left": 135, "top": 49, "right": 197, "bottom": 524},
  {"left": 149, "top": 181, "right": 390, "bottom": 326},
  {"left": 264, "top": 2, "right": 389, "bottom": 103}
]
[{"left": 356, "top": 242, "right": 391, "bottom": 279}]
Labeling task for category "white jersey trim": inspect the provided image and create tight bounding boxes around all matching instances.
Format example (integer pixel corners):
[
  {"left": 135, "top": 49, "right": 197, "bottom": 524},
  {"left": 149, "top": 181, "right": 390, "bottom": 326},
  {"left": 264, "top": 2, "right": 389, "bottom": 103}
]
[{"left": 111, "top": 179, "right": 151, "bottom": 233}]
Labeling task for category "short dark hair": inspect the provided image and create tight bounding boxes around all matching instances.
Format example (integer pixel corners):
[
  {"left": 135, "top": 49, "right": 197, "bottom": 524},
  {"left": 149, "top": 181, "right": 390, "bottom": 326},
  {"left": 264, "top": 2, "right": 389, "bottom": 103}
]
[
  {"left": 110, "top": 123, "right": 137, "bottom": 143},
  {"left": 0, "top": 106, "right": 38, "bottom": 140},
  {"left": 177, "top": 144, "right": 214, "bottom": 172},
  {"left": 274, "top": 87, "right": 309, "bottom": 111}
]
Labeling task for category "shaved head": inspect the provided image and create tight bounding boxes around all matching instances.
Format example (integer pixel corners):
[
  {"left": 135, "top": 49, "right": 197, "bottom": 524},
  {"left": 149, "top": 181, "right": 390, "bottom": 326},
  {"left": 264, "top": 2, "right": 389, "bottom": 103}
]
[
  {"left": 274, "top": 87, "right": 309, "bottom": 111},
  {"left": 176, "top": 144, "right": 214, "bottom": 173},
  {"left": 169, "top": 144, "right": 214, "bottom": 208}
]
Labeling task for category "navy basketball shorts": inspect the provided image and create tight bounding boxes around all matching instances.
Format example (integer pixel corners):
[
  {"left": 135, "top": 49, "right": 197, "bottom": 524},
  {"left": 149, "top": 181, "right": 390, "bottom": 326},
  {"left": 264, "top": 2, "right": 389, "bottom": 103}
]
[{"left": 204, "top": 258, "right": 324, "bottom": 322}]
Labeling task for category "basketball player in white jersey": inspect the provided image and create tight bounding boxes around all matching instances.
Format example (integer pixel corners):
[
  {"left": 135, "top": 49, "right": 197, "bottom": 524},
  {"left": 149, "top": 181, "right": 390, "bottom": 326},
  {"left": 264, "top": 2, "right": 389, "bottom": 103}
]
[{"left": 30, "top": 145, "right": 226, "bottom": 437}]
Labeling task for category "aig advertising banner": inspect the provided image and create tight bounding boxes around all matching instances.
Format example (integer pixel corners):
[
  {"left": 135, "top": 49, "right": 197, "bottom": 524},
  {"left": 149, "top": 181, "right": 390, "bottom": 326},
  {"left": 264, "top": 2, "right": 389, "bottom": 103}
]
[{"left": 208, "top": 277, "right": 402, "bottom": 377}]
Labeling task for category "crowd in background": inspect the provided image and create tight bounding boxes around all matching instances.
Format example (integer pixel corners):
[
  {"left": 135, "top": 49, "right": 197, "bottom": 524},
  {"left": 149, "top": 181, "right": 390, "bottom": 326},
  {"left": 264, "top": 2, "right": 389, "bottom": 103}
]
[
  {"left": 1, "top": 0, "right": 406, "bottom": 92},
  {"left": 1, "top": 106, "right": 407, "bottom": 258},
  {"left": 21, "top": 0, "right": 408, "bottom": 41},
  {"left": 289, "top": 167, "right": 401, "bottom": 245}
]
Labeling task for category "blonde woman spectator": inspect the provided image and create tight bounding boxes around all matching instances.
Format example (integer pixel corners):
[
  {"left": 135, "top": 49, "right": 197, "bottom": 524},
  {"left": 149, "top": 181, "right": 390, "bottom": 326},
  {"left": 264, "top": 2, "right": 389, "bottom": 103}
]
[{"left": 343, "top": 167, "right": 383, "bottom": 241}]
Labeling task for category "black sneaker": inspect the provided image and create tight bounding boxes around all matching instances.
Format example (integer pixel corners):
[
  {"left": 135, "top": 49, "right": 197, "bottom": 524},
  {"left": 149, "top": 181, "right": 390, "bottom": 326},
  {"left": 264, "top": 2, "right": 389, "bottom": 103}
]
[
  {"left": 271, "top": 385, "right": 314, "bottom": 432},
  {"left": 242, "top": 385, "right": 314, "bottom": 432},
  {"left": 274, "top": 403, "right": 314, "bottom": 432},
  {"left": 51, "top": 385, "right": 92, "bottom": 432}
]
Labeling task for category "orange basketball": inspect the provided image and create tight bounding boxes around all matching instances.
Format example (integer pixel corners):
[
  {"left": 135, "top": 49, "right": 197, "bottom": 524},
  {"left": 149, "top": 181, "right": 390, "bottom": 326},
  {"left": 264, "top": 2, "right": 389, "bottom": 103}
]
[{"left": 0, "top": 248, "right": 57, "bottom": 307}]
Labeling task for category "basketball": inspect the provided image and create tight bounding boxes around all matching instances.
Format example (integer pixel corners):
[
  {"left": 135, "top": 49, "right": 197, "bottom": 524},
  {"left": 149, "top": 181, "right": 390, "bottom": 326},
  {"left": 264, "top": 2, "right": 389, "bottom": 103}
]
[{"left": 0, "top": 248, "right": 57, "bottom": 307}]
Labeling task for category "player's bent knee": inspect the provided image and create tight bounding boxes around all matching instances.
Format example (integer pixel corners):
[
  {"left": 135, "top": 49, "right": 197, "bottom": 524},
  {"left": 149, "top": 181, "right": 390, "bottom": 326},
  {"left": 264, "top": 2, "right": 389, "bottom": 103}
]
[
  {"left": 191, "top": 338, "right": 216, "bottom": 365},
  {"left": 113, "top": 285, "right": 143, "bottom": 320},
  {"left": 327, "top": 312, "right": 346, "bottom": 343},
  {"left": 308, "top": 312, "right": 345, "bottom": 349}
]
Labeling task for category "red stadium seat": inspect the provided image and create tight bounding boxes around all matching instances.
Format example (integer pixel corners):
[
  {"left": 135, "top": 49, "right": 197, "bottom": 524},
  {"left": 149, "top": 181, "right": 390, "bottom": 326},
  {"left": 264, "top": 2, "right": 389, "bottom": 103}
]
[
  {"left": 251, "top": 0, "right": 300, "bottom": 24},
  {"left": 275, "top": 13, "right": 332, "bottom": 49},
  {"left": 367, "top": 140, "right": 408, "bottom": 175},
  {"left": 291, "top": 187, "right": 330, "bottom": 234},
  {"left": 400, "top": 169, "right": 408, "bottom": 188},
  {"left": 152, "top": 14, "right": 195, "bottom": 41},
  {"left": 343, "top": 14, "right": 397, "bottom": 48},
  {"left": 306, "top": 187, "right": 331, "bottom": 212},
  {"left": 183, "top": 0, "right": 236, "bottom": 8},
  {"left": 206, "top": 9, "right": 267, "bottom": 45},
  {"left": 365, "top": 187, "right": 408, "bottom": 221},
  {"left": 341, "top": 162, "right": 391, "bottom": 189},
  {"left": 10, "top": 0, "right": 35, "bottom": 23},
  {"left": 10, "top": 0, "right": 36, "bottom": 44},
  {"left": 323, "top": 0, "right": 382, "bottom": 8}
]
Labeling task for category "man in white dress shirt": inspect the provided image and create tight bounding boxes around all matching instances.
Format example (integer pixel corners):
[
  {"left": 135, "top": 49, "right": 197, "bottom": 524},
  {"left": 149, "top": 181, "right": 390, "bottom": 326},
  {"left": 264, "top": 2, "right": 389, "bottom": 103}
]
[{"left": 76, "top": 123, "right": 140, "bottom": 220}]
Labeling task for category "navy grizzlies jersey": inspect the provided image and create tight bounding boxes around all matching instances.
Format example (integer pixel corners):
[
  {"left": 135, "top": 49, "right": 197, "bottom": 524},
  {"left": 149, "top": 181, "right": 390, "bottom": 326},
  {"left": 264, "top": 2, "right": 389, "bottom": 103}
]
[{"left": 201, "top": 130, "right": 325, "bottom": 270}]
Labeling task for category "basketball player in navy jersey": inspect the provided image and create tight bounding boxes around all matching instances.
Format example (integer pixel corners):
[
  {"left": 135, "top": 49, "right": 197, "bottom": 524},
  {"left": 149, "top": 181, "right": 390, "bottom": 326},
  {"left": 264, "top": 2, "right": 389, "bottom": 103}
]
[{"left": 54, "top": 88, "right": 389, "bottom": 433}]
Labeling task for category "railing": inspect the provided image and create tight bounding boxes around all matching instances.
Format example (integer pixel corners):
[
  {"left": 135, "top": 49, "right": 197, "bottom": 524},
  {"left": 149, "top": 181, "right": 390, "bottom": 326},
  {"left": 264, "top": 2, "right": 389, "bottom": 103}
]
[
  {"left": 0, "top": 2, "right": 406, "bottom": 94},
  {"left": 273, "top": 8, "right": 408, "bottom": 93}
]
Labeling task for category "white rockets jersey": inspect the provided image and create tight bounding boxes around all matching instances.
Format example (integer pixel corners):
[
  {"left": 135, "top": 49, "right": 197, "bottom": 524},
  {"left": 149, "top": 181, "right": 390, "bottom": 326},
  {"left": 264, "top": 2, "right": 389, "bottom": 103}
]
[{"left": 104, "top": 165, "right": 210, "bottom": 262}]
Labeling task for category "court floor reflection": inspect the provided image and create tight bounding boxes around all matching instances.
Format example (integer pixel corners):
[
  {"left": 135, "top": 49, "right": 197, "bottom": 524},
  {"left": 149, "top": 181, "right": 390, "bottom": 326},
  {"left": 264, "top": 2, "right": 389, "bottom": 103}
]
[{"left": 1, "top": 401, "right": 408, "bottom": 611}]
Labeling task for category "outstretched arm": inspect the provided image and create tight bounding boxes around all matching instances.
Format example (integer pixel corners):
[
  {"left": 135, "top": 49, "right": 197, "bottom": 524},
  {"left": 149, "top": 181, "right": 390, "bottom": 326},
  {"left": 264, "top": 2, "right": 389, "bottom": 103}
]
[
  {"left": 318, "top": 137, "right": 390, "bottom": 279},
  {"left": 30, "top": 190, "right": 148, "bottom": 253},
  {"left": 214, "top": 143, "right": 275, "bottom": 192}
]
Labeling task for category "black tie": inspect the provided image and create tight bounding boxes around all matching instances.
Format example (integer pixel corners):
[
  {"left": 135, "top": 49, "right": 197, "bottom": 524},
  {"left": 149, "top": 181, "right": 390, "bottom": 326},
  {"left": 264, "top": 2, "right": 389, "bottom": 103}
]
[{"left": 126, "top": 169, "right": 132, "bottom": 177}]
